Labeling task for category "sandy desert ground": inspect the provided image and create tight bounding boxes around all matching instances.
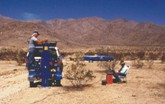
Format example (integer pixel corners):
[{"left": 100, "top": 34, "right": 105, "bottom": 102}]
[{"left": 0, "top": 60, "right": 164, "bottom": 104}]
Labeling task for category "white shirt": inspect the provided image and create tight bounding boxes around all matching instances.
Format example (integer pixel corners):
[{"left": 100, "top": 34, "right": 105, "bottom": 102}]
[
  {"left": 119, "top": 65, "right": 130, "bottom": 75},
  {"left": 29, "top": 36, "right": 38, "bottom": 49}
]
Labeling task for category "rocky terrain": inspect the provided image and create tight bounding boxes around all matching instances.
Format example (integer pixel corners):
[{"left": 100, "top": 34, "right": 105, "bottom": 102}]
[{"left": 0, "top": 16, "right": 165, "bottom": 49}]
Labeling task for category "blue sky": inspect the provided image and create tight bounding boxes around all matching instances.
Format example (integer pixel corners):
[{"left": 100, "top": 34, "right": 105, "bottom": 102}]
[{"left": 0, "top": 0, "right": 164, "bottom": 24}]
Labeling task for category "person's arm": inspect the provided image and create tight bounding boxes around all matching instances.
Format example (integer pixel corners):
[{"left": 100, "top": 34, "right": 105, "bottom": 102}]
[
  {"left": 35, "top": 39, "right": 47, "bottom": 44},
  {"left": 32, "top": 36, "right": 48, "bottom": 45},
  {"left": 112, "top": 69, "right": 119, "bottom": 74}
]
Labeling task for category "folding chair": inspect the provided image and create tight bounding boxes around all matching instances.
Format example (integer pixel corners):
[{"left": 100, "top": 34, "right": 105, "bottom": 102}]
[{"left": 119, "top": 65, "right": 130, "bottom": 83}]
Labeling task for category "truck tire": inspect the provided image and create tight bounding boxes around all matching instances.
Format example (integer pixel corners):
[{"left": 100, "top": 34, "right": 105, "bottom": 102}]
[
  {"left": 48, "top": 80, "right": 53, "bottom": 86},
  {"left": 56, "top": 80, "right": 62, "bottom": 87},
  {"left": 89, "top": 60, "right": 93, "bottom": 63},
  {"left": 30, "top": 81, "right": 36, "bottom": 87}
]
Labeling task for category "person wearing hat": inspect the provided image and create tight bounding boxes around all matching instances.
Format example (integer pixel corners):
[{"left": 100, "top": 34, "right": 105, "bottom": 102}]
[{"left": 27, "top": 31, "right": 48, "bottom": 69}]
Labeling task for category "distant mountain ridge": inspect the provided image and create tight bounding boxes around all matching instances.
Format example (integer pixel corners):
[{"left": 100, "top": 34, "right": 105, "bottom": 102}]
[{"left": 0, "top": 15, "right": 165, "bottom": 48}]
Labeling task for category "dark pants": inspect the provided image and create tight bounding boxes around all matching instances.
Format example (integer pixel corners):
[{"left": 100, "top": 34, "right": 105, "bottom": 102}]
[
  {"left": 113, "top": 73, "right": 121, "bottom": 82},
  {"left": 27, "top": 48, "right": 35, "bottom": 69}
]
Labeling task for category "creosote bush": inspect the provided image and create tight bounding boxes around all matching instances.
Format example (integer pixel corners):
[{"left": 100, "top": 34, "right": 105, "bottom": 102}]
[
  {"left": 65, "top": 61, "right": 95, "bottom": 88},
  {"left": 132, "top": 59, "right": 144, "bottom": 69}
]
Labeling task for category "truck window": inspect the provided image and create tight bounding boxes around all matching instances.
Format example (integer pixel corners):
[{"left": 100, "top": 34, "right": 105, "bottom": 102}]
[{"left": 34, "top": 48, "right": 57, "bottom": 60}]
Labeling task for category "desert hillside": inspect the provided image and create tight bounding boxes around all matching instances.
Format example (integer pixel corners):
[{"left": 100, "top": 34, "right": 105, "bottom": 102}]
[
  {"left": 0, "top": 16, "right": 165, "bottom": 48},
  {"left": 0, "top": 16, "right": 165, "bottom": 104}
]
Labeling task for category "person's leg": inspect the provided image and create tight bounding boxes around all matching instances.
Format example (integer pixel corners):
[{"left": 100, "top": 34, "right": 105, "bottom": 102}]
[
  {"left": 28, "top": 49, "right": 35, "bottom": 69},
  {"left": 113, "top": 73, "right": 121, "bottom": 82}
]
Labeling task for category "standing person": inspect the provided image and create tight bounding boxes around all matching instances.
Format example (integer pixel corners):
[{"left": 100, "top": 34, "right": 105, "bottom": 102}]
[{"left": 27, "top": 31, "right": 47, "bottom": 69}]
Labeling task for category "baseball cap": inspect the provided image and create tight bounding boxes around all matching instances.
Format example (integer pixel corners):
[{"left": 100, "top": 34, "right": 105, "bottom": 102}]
[{"left": 33, "top": 31, "right": 40, "bottom": 35}]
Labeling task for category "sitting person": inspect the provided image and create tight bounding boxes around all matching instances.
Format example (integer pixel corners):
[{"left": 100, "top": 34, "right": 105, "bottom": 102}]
[{"left": 113, "top": 60, "right": 129, "bottom": 82}]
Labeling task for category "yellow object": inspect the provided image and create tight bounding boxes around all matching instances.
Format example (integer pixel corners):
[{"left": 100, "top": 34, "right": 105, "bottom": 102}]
[
  {"left": 50, "top": 69, "right": 55, "bottom": 72},
  {"left": 44, "top": 46, "right": 48, "bottom": 50}
]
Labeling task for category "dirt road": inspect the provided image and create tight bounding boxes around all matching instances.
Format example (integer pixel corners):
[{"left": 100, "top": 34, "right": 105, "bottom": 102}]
[{"left": 0, "top": 61, "right": 165, "bottom": 104}]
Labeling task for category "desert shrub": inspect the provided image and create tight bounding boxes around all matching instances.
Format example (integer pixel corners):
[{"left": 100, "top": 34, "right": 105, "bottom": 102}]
[
  {"left": 64, "top": 47, "right": 164, "bottom": 61},
  {"left": 0, "top": 48, "right": 16, "bottom": 60},
  {"left": 136, "top": 51, "right": 145, "bottom": 60},
  {"left": 145, "top": 59, "right": 154, "bottom": 69},
  {"left": 75, "top": 52, "right": 84, "bottom": 61},
  {"left": 109, "top": 60, "right": 118, "bottom": 70},
  {"left": 97, "top": 61, "right": 109, "bottom": 71},
  {"left": 109, "top": 52, "right": 123, "bottom": 60},
  {"left": 95, "top": 47, "right": 105, "bottom": 54},
  {"left": 97, "top": 60, "right": 118, "bottom": 71},
  {"left": 69, "top": 52, "right": 84, "bottom": 62},
  {"left": 85, "top": 50, "right": 95, "bottom": 55},
  {"left": 15, "top": 49, "right": 26, "bottom": 66},
  {"left": 123, "top": 52, "right": 132, "bottom": 60},
  {"left": 161, "top": 54, "right": 165, "bottom": 63},
  {"left": 61, "top": 51, "right": 74, "bottom": 57},
  {"left": 148, "top": 52, "right": 157, "bottom": 60},
  {"left": 132, "top": 59, "right": 144, "bottom": 69},
  {"left": 66, "top": 52, "right": 83, "bottom": 61},
  {"left": 0, "top": 47, "right": 26, "bottom": 65},
  {"left": 65, "top": 61, "right": 95, "bottom": 88}
]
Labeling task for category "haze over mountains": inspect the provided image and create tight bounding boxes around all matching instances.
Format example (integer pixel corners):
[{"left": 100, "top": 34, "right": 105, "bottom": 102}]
[{"left": 0, "top": 15, "right": 165, "bottom": 48}]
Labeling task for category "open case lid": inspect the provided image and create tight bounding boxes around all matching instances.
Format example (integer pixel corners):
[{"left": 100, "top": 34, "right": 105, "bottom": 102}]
[{"left": 34, "top": 41, "right": 57, "bottom": 49}]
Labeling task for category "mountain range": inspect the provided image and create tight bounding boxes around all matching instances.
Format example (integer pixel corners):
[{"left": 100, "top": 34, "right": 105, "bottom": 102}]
[{"left": 0, "top": 15, "right": 165, "bottom": 49}]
